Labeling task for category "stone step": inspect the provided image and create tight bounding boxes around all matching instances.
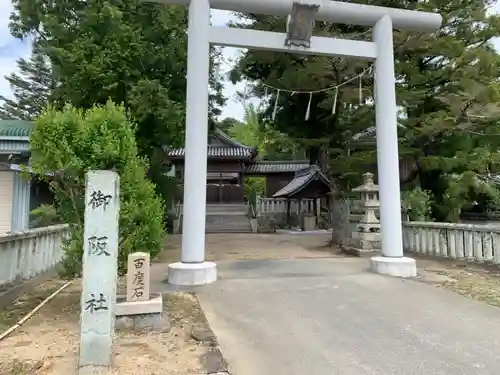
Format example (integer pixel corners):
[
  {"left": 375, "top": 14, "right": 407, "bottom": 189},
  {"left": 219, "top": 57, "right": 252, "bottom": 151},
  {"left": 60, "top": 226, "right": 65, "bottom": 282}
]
[
  {"left": 194, "top": 204, "right": 249, "bottom": 213},
  {"left": 206, "top": 228, "right": 252, "bottom": 233},
  {"left": 205, "top": 203, "right": 247, "bottom": 208},
  {"left": 205, "top": 220, "right": 253, "bottom": 231},
  {"left": 206, "top": 215, "right": 250, "bottom": 224},
  {"left": 206, "top": 224, "right": 252, "bottom": 230},
  {"left": 206, "top": 221, "right": 252, "bottom": 228},
  {"left": 206, "top": 211, "right": 247, "bottom": 216},
  {"left": 179, "top": 213, "right": 253, "bottom": 233}
]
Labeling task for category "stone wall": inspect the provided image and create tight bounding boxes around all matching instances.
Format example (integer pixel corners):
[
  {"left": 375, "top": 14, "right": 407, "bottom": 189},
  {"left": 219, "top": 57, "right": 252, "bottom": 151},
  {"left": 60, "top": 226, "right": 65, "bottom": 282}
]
[{"left": 0, "top": 224, "right": 69, "bottom": 287}]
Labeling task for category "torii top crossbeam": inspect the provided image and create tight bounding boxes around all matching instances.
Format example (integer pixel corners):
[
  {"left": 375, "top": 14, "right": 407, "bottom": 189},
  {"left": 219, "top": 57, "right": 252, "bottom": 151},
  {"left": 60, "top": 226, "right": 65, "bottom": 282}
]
[{"left": 149, "top": 0, "right": 442, "bottom": 32}]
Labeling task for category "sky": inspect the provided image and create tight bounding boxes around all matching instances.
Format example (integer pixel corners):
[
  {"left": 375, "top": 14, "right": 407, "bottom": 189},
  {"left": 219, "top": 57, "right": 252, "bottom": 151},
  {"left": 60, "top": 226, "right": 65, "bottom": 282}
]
[{"left": 0, "top": 2, "right": 499, "bottom": 121}]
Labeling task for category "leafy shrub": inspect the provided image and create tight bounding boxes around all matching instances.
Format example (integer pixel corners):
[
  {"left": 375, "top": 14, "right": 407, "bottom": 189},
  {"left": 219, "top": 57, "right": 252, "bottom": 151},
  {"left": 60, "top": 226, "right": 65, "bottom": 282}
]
[
  {"left": 29, "top": 101, "right": 165, "bottom": 277},
  {"left": 29, "top": 204, "right": 62, "bottom": 228},
  {"left": 244, "top": 176, "right": 266, "bottom": 207},
  {"left": 401, "top": 188, "right": 433, "bottom": 221}
]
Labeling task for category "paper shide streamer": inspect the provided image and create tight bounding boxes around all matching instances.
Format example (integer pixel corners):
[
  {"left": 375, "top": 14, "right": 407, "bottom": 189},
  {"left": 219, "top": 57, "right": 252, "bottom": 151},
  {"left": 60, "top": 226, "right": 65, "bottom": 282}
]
[
  {"left": 305, "top": 93, "right": 312, "bottom": 121},
  {"left": 332, "top": 87, "right": 338, "bottom": 115},
  {"left": 263, "top": 65, "right": 373, "bottom": 122},
  {"left": 359, "top": 73, "right": 363, "bottom": 104},
  {"left": 272, "top": 89, "right": 280, "bottom": 121}
]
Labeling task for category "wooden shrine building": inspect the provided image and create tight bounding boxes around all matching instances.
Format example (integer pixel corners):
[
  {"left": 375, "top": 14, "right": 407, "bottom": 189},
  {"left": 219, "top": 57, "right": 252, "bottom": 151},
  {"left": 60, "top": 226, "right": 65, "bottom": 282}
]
[
  {"left": 165, "top": 128, "right": 312, "bottom": 204},
  {"left": 273, "top": 165, "right": 334, "bottom": 220},
  {"left": 272, "top": 165, "right": 333, "bottom": 200}
]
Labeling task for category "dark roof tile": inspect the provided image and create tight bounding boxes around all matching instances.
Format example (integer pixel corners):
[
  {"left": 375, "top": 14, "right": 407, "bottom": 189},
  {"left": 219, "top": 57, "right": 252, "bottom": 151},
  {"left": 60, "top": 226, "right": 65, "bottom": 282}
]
[
  {"left": 0, "top": 120, "right": 33, "bottom": 138},
  {"left": 168, "top": 146, "right": 253, "bottom": 159},
  {"left": 273, "top": 165, "right": 333, "bottom": 198},
  {"left": 245, "top": 161, "right": 310, "bottom": 173},
  {"left": 167, "top": 128, "right": 256, "bottom": 160}
]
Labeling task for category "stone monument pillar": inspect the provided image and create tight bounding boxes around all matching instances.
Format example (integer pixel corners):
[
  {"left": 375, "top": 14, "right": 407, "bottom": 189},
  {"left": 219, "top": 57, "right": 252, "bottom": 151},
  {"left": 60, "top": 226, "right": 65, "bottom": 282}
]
[
  {"left": 342, "top": 172, "right": 381, "bottom": 257},
  {"left": 79, "top": 171, "right": 119, "bottom": 375}
]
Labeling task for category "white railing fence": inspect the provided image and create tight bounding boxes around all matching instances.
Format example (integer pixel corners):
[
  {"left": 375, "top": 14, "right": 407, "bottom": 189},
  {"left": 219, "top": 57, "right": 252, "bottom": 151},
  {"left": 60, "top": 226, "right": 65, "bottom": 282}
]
[
  {"left": 0, "top": 224, "right": 69, "bottom": 287},
  {"left": 402, "top": 222, "right": 500, "bottom": 264},
  {"left": 345, "top": 200, "right": 500, "bottom": 264},
  {"left": 256, "top": 197, "right": 315, "bottom": 215}
]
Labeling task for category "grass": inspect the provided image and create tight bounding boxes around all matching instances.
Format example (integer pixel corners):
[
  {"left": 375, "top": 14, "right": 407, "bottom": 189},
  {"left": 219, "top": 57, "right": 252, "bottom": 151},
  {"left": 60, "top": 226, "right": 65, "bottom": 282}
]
[{"left": 443, "top": 269, "right": 500, "bottom": 307}]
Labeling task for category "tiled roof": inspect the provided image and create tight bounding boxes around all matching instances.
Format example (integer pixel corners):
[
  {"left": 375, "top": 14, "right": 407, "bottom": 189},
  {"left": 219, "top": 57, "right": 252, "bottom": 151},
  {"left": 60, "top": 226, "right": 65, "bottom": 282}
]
[
  {"left": 273, "top": 165, "right": 332, "bottom": 198},
  {"left": 0, "top": 140, "right": 30, "bottom": 154},
  {"left": 245, "top": 161, "right": 310, "bottom": 174},
  {"left": 273, "top": 172, "right": 313, "bottom": 198},
  {"left": 212, "top": 128, "right": 251, "bottom": 149},
  {"left": 0, "top": 120, "right": 33, "bottom": 138},
  {"left": 168, "top": 146, "right": 254, "bottom": 159},
  {"left": 167, "top": 128, "right": 256, "bottom": 160}
]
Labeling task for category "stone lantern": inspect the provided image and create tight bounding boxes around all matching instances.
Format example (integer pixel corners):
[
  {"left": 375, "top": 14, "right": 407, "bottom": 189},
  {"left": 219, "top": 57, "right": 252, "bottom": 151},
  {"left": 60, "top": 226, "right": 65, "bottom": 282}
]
[
  {"left": 353, "top": 172, "right": 380, "bottom": 233},
  {"left": 342, "top": 172, "right": 381, "bottom": 256}
]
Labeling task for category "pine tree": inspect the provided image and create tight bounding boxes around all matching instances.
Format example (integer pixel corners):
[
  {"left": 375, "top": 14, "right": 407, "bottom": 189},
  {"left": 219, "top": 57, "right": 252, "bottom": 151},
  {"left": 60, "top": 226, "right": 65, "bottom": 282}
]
[
  {"left": 9, "top": 0, "right": 225, "bottom": 206},
  {"left": 0, "top": 45, "right": 53, "bottom": 120},
  {"left": 394, "top": 0, "right": 500, "bottom": 220},
  {"left": 9, "top": 0, "right": 225, "bottom": 152},
  {"left": 229, "top": 14, "right": 375, "bottom": 178},
  {"left": 231, "top": 0, "right": 500, "bottom": 219}
]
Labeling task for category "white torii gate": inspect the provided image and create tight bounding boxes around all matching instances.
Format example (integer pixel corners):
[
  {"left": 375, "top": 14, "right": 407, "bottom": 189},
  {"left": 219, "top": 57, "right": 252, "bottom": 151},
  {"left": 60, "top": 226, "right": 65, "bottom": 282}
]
[{"left": 151, "top": 0, "right": 442, "bottom": 285}]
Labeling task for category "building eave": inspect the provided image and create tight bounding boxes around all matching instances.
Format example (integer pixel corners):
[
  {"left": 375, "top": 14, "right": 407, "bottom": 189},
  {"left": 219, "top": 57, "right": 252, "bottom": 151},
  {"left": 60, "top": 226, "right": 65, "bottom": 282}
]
[
  {"left": 272, "top": 165, "right": 333, "bottom": 198},
  {"left": 245, "top": 160, "right": 310, "bottom": 174},
  {"left": 0, "top": 139, "right": 30, "bottom": 154},
  {"left": 0, "top": 136, "right": 30, "bottom": 141}
]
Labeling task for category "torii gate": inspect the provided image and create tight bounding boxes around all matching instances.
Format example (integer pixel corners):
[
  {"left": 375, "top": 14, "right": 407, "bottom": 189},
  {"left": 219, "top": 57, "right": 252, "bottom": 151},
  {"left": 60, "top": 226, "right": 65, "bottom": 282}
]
[{"left": 151, "top": 0, "right": 442, "bottom": 285}]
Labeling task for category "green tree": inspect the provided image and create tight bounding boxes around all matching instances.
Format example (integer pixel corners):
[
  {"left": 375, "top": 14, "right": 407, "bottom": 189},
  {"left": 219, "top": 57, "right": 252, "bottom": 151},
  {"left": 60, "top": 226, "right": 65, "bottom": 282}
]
[
  {"left": 226, "top": 103, "right": 306, "bottom": 203},
  {"left": 231, "top": 1, "right": 500, "bottom": 220},
  {"left": 9, "top": 0, "right": 226, "bottom": 204},
  {"left": 29, "top": 204, "right": 62, "bottom": 228},
  {"left": 29, "top": 101, "right": 165, "bottom": 277},
  {"left": 394, "top": 0, "right": 500, "bottom": 220},
  {"left": 228, "top": 103, "right": 305, "bottom": 160},
  {"left": 230, "top": 15, "right": 372, "bottom": 174},
  {"left": 217, "top": 117, "right": 243, "bottom": 134},
  {"left": 0, "top": 45, "right": 54, "bottom": 120},
  {"left": 10, "top": 0, "right": 188, "bottom": 150}
]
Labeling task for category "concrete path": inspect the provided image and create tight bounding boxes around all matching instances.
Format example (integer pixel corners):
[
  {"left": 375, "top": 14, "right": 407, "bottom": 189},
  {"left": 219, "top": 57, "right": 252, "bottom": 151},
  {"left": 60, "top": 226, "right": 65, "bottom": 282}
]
[{"left": 197, "top": 258, "right": 500, "bottom": 375}]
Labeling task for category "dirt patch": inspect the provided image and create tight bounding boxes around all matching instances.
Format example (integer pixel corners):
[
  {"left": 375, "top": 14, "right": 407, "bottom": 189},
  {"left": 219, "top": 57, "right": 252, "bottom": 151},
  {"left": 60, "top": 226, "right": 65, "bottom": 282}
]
[
  {"left": 158, "top": 233, "right": 340, "bottom": 263},
  {"left": 415, "top": 254, "right": 500, "bottom": 308},
  {"left": 0, "top": 279, "right": 68, "bottom": 333},
  {"left": 0, "top": 279, "right": 226, "bottom": 375}
]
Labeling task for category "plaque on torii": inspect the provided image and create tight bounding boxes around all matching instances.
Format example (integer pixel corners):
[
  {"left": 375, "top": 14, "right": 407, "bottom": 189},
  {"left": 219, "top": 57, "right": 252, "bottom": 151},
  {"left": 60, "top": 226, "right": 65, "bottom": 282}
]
[{"left": 285, "top": 1, "right": 321, "bottom": 48}]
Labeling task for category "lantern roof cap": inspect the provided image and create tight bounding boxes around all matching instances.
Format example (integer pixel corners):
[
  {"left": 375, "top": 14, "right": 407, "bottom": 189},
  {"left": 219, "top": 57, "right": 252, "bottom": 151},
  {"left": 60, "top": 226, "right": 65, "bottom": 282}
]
[{"left": 352, "top": 172, "right": 379, "bottom": 192}]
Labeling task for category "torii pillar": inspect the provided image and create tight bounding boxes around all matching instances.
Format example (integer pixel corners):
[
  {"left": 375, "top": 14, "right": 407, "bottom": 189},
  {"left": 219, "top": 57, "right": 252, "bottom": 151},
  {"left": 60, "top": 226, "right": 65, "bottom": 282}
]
[{"left": 149, "top": 0, "right": 442, "bottom": 285}]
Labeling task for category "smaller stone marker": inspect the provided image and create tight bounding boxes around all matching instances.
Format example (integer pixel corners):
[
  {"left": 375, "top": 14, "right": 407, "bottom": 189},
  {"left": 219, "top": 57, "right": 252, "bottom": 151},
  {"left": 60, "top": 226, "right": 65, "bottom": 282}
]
[
  {"left": 79, "top": 171, "right": 120, "bottom": 375},
  {"left": 116, "top": 251, "right": 165, "bottom": 332},
  {"left": 126, "top": 252, "right": 150, "bottom": 302}
]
